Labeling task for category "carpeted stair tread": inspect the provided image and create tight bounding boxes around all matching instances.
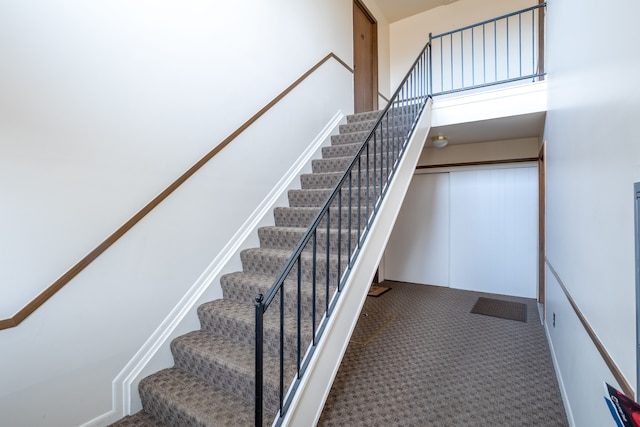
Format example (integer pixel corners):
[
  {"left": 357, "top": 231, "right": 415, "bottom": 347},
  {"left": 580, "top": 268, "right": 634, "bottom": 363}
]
[
  {"left": 339, "top": 119, "right": 409, "bottom": 136},
  {"left": 330, "top": 126, "right": 408, "bottom": 145},
  {"left": 171, "top": 331, "right": 294, "bottom": 413},
  {"left": 240, "top": 246, "right": 349, "bottom": 282},
  {"left": 346, "top": 110, "right": 382, "bottom": 123},
  {"left": 197, "top": 299, "right": 315, "bottom": 360},
  {"left": 311, "top": 153, "right": 391, "bottom": 174},
  {"left": 273, "top": 206, "right": 371, "bottom": 229},
  {"left": 287, "top": 186, "right": 380, "bottom": 208},
  {"left": 338, "top": 118, "right": 379, "bottom": 134},
  {"left": 258, "top": 225, "right": 360, "bottom": 253},
  {"left": 322, "top": 139, "right": 402, "bottom": 159},
  {"left": 300, "top": 169, "right": 382, "bottom": 190},
  {"left": 139, "top": 367, "right": 271, "bottom": 427},
  {"left": 220, "top": 271, "right": 286, "bottom": 300},
  {"left": 110, "top": 411, "right": 167, "bottom": 427},
  {"left": 345, "top": 106, "right": 416, "bottom": 124},
  {"left": 220, "top": 271, "right": 337, "bottom": 319}
]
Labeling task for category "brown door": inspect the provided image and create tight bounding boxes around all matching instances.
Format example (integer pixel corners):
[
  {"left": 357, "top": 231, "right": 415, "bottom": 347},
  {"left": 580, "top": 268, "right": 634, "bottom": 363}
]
[{"left": 353, "top": 0, "right": 378, "bottom": 113}]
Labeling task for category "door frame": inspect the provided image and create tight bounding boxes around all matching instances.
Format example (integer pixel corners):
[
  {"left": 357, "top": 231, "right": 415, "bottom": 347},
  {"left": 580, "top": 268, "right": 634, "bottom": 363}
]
[
  {"left": 538, "top": 142, "right": 546, "bottom": 313},
  {"left": 353, "top": 0, "right": 378, "bottom": 113}
]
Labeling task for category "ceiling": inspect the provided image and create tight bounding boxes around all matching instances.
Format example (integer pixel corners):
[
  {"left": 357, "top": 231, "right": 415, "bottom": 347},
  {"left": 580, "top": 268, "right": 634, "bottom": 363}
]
[
  {"left": 428, "top": 112, "right": 546, "bottom": 146},
  {"left": 374, "top": 0, "right": 459, "bottom": 23}
]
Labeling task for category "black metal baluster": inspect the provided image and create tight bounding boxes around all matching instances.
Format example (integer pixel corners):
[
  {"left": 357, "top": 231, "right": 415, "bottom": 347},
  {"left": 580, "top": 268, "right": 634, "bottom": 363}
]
[
  {"left": 255, "top": 295, "right": 264, "bottom": 427},
  {"left": 337, "top": 187, "right": 342, "bottom": 291},
  {"left": 296, "top": 259, "right": 301, "bottom": 376},
  {"left": 279, "top": 282, "right": 284, "bottom": 411},
  {"left": 325, "top": 211, "right": 330, "bottom": 314},
  {"left": 506, "top": 16, "right": 510, "bottom": 78},
  {"left": 472, "top": 27, "right": 475, "bottom": 86},
  {"left": 312, "top": 231, "right": 317, "bottom": 343},
  {"left": 519, "top": 13, "right": 523, "bottom": 78},
  {"left": 347, "top": 171, "right": 352, "bottom": 267}
]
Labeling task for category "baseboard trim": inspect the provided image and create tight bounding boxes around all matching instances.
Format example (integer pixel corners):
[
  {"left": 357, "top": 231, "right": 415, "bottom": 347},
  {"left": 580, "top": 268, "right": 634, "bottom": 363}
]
[
  {"left": 104, "top": 110, "right": 346, "bottom": 422},
  {"left": 544, "top": 321, "right": 576, "bottom": 427},
  {"left": 78, "top": 409, "right": 120, "bottom": 427}
]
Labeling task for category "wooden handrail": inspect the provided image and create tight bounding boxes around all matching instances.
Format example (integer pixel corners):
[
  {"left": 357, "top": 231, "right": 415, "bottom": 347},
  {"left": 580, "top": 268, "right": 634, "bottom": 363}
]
[
  {"left": 0, "top": 53, "right": 353, "bottom": 331},
  {"left": 546, "top": 258, "right": 635, "bottom": 400}
]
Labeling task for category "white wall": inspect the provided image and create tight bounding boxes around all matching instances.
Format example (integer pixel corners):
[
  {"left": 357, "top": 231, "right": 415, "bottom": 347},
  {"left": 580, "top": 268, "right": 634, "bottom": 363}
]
[
  {"left": 0, "top": 1, "right": 354, "bottom": 425},
  {"left": 389, "top": 0, "right": 536, "bottom": 90},
  {"left": 543, "top": 0, "right": 640, "bottom": 424}
]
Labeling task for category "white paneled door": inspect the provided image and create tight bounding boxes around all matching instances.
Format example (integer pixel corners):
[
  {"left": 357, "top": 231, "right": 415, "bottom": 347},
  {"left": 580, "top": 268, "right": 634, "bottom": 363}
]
[
  {"left": 384, "top": 166, "right": 538, "bottom": 298},
  {"left": 449, "top": 167, "right": 538, "bottom": 298}
]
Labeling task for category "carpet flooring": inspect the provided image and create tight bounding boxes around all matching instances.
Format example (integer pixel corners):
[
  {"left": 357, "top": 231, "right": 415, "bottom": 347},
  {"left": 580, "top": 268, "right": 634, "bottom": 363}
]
[{"left": 318, "top": 280, "right": 569, "bottom": 426}]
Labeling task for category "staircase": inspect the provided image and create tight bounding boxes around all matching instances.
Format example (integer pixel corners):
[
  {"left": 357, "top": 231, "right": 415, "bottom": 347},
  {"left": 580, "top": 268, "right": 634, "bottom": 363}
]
[{"left": 111, "top": 109, "right": 392, "bottom": 427}]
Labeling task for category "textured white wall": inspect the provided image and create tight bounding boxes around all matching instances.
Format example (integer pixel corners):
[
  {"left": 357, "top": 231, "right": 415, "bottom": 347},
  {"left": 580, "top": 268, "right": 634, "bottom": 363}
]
[
  {"left": 0, "top": 1, "right": 354, "bottom": 425},
  {"left": 543, "top": 0, "right": 640, "bottom": 424}
]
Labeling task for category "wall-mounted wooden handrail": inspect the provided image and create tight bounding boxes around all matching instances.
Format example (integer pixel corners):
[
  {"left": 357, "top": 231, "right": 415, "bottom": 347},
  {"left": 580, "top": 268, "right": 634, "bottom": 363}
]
[
  {"left": 0, "top": 53, "right": 354, "bottom": 331},
  {"left": 546, "top": 258, "right": 635, "bottom": 400}
]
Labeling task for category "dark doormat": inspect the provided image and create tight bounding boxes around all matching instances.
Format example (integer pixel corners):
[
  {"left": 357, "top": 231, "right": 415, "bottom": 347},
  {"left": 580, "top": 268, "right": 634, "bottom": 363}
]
[
  {"left": 471, "top": 297, "right": 527, "bottom": 322},
  {"left": 368, "top": 285, "right": 391, "bottom": 297}
]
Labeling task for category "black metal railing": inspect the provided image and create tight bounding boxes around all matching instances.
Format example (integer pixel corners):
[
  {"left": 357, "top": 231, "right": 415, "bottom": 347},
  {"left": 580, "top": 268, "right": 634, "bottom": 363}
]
[
  {"left": 429, "top": 3, "right": 546, "bottom": 96},
  {"left": 254, "top": 42, "right": 431, "bottom": 427},
  {"left": 254, "top": 4, "right": 546, "bottom": 425}
]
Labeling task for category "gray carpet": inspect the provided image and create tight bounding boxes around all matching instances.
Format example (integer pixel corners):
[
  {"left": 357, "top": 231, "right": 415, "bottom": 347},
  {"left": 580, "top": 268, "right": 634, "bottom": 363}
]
[{"left": 318, "top": 281, "right": 569, "bottom": 426}]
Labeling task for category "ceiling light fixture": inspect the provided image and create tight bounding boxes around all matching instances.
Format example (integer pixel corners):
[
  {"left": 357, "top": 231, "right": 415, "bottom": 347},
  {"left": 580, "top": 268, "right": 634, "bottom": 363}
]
[{"left": 431, "top": 135, "right": 449, "bottom": 148}]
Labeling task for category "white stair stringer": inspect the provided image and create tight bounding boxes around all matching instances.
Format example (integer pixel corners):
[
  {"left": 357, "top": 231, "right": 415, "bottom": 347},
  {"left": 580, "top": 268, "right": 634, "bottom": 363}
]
[{"left": 280, "top": 99, "right": 432, "bottom": 427}]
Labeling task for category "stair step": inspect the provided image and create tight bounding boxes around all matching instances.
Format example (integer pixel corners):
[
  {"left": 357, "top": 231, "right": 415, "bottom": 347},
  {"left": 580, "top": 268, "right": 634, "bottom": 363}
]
[
  {"left": 110, "top": 410, "right": 167, "bottom": 427},
  {"left": 197, "top": 299, "right": 314, "bottom": 361},
  {"left": 330, "top": 128, "right": 405, "bottom": 146},
  {"left": 339, "top": 116, "right": 415, "bottom": 135},
  {"left": 138, "top": 367, "right": 272, "bottom": 427},
  {"left": 171, "top": 331, "right": 294, "bottom": 415},
  {"left": 288, "top": 186, "right": 380, "bottom": 208},
  {"left": 346, "top": 110, "right": 382, "bottom": 123},
  {"left": 346, "top": 104, "right": 419, "bottom": 124},
  {"left": 273, "top": 206, "right": 372, "bottom": 229},
  {"left": 220, "top": 271, "right": 335, "bottom": 320},
  {"left": 258, "top": 225, "right": 360, "bottom": 254},
  {"left": 300, "top": 164, "right": 403, "bottom": 190},
  {"left": 312, "top": 153, "right": 391, "bottom": 174},
  {"left": 322, "top": 138, "right": 403, "bottom": 159},
  {"left": 240, "top": 247, "right": 348, "bottom": 284},
  {"left": 338, "top": 118, "right": 378, "bottom": 134}
]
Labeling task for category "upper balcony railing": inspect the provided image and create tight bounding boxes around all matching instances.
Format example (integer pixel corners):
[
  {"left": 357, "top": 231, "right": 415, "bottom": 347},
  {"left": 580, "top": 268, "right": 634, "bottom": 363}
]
[{"left": 429, "top": 3, "right": 546, "bottom": 96}]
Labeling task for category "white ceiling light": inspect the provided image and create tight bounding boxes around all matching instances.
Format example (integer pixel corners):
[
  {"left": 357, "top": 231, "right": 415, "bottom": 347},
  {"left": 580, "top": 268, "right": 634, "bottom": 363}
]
[{"left": 431, "top": 135, "right": 449, "bottom": 148}]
